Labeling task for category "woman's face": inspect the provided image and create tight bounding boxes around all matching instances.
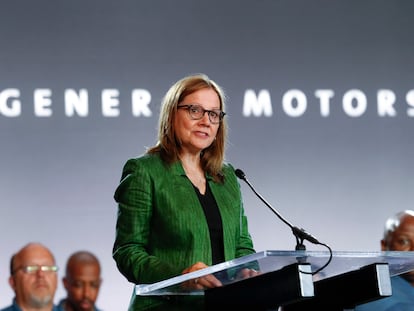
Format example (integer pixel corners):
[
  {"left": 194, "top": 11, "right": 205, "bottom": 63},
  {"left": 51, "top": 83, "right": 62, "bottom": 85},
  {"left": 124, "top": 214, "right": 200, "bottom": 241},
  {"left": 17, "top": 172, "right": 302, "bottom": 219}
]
[{"left": 174, "top": 88, "right": 221, "bottom": 156}]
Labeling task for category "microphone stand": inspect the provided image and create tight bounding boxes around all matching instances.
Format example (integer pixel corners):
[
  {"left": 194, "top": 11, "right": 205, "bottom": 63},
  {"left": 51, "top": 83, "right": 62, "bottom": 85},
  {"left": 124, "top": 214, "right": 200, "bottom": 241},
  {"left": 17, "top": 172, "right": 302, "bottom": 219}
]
[
  {"left": 236, "top": 169, "right": 318, "bottom": 250},
  {"left": 235, "top": 168, "right": 333, "bottom": 274}
]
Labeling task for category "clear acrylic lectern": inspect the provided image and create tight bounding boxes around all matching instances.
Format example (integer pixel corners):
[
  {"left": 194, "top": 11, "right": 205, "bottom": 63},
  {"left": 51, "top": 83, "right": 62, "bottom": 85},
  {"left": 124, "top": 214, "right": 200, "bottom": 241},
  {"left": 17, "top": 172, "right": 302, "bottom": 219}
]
[{"left": 134, "top": 250, "right": 414, "bottom": 310}]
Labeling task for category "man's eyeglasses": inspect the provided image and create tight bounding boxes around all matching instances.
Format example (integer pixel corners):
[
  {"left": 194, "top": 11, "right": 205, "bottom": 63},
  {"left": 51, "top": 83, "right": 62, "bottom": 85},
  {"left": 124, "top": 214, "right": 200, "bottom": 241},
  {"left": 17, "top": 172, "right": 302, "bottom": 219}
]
[
  {"left": 13, "top": 265, "right": 58, "bottom": 275},
  {"left": 177, "top": 104, "right": 225, "bottom": 124}
]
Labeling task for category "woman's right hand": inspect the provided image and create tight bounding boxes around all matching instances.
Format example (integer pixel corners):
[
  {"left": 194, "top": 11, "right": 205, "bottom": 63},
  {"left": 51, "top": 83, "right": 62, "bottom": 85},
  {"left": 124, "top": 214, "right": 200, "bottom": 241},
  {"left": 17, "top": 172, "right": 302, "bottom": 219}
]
[{"left": 182, "top": 261, "right": 223, "bottom": 289}]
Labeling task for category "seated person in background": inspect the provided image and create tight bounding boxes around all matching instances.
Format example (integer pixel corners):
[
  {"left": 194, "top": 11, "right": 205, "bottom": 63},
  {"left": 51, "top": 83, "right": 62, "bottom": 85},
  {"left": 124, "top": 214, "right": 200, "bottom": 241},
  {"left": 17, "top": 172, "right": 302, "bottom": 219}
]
[
  {"left": 1, "top": 242, "right": 59, "bottom": 311},
  {"left": 355, "top": 210, "right": 414, "bottom": 311},
  {"left": 57, "top": 251, "right": 102, "bottom": 311}
]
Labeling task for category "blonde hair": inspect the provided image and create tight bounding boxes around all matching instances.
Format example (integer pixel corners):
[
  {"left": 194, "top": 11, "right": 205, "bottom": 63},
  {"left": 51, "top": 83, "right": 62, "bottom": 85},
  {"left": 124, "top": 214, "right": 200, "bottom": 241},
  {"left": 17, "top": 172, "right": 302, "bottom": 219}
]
[{"left": 147, "top": 73, "right": 227, "bottom": 183}]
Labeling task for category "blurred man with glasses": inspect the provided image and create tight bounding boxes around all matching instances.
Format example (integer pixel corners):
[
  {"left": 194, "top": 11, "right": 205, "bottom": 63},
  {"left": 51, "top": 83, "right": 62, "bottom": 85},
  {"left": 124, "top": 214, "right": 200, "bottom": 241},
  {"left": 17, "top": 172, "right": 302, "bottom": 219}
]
[
  {"left": 355, "top": 210, "right": 414, "bottom": 311},
  {"left": 1, "top": 242, "right": 59, "bottom": 311}
]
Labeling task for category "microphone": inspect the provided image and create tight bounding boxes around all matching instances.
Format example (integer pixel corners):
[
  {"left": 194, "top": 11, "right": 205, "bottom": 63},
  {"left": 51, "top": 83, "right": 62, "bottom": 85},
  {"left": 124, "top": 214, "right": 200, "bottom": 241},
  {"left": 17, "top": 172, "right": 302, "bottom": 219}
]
[{"left": 235, "top": 168, "right": 321, "bottom": 250}]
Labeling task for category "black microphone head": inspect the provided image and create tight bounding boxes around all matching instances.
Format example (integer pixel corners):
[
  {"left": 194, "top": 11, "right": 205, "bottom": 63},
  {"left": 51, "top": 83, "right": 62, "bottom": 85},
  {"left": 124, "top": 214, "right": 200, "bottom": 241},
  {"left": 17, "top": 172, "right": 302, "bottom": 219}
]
[{"left": 235, "top": 168, "right": 246, "bottom": 180}]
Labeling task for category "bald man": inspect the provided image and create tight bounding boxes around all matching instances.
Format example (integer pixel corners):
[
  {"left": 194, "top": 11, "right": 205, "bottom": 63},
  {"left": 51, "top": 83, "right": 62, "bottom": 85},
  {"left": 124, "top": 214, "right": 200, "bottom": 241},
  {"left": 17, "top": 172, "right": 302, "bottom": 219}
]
[
  {"left": 57, "top": 251, "right": 102, "bottom": 311},
  {"left": 356, "top": 210, "right": 414, "bottom": 311},
  {"left": 1, "top": 242, "right": 59, "bottom": 311}
]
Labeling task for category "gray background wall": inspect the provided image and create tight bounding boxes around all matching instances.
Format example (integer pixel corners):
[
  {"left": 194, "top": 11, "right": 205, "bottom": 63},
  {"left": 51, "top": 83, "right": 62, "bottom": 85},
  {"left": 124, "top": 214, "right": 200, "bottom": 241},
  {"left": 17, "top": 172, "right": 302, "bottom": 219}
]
[{"left": 1, "top": 1, "right": 413, "bottom": 310}]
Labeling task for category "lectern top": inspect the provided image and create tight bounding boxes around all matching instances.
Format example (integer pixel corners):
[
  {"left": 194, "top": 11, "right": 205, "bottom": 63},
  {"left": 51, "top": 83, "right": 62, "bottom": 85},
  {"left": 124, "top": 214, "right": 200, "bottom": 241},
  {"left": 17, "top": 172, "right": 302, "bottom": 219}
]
[{"left": 134, "top": 250, "right": 414, "bottom": 296}]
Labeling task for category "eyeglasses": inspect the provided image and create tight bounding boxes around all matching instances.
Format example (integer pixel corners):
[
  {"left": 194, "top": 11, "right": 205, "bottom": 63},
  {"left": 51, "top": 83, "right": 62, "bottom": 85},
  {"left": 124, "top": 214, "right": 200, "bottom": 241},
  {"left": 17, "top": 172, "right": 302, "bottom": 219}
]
[
  {"left": 391, "top": 236, "right": 414, "bottom": 251},
  {"left": 177, "top": 104, "right": 225, "bottom": 124},
  {"left": 13, "top": 265, "right": 58, "bottom": 275}
]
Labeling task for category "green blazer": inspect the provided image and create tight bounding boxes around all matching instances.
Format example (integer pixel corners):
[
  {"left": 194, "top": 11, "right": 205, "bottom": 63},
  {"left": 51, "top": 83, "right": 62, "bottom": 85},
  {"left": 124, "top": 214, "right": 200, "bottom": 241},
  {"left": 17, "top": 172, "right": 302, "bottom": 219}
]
[{"left": 113, "top": 153, "right": 255, "bottom": 310}]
